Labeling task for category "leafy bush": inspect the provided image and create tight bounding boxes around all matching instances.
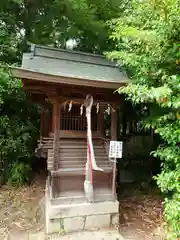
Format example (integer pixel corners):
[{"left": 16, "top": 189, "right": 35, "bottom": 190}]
[
  {"left": 8, "top": 162, "right": 32, "bottom": 186},
  {"left": 107, "top": 1, "right": 180, "bottom": 238},
  {"left": 0, "top": 65, "right": 39, "bottom": 185},
  {"left": 164, "top": 195, "right": 180, "bottom": 238}
]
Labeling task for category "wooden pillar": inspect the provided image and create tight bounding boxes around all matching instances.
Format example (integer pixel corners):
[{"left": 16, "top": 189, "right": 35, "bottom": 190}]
[
  {"left": 52, "top": 99, "right": 60, "bottom": 169},
  {"left": 52, "top": 100, "right": 60, "bottom": 133},
  {"left": 97, "top": 106, "right": 104, "bottom": 135},
  {"left": 45, "top": 109, "right": 51, "bottom": 137},
  {"left": 47, "top": 98, "right": 60, "bottom": 171},
  {"left": 49, "top": 98, "right": 60, "bottom": 198},
  {"left": 111, "top": 103, "right": 117, "bottom": 140},
  {"left": 40, "top": 107, "right": 44, "bottom": 138},
  {"left": 40, "top": 104, "right": 52, "bottom": 137},
  {"left": 111, "top": 103, "right": 117, "bottom": 199}
]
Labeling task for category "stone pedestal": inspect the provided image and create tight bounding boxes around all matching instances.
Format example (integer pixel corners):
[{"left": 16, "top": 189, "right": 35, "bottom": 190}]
[{"left": 45, "top": 188, "right": 119, "bottom": 234}]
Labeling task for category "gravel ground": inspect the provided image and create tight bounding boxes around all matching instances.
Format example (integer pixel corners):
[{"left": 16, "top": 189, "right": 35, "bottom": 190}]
[
  {"left": 0, "top": 175, "right": 165, "bottom": 240},
  {"left": 119, "top": 183, "right": 164, "bottom": 240}
]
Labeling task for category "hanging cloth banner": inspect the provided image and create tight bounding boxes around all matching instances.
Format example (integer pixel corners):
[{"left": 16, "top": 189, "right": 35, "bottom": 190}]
[{"left": 84, "top": 94, "right": 103, "bottom": 172}]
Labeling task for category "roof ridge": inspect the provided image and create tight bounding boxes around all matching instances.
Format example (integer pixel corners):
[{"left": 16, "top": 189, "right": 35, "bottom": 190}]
[
  {"left": 30, "top": 43, "right": 105, "bottom": 58},
  {"left": 28, "top": 43, "right": 117, "bottom": 68}
]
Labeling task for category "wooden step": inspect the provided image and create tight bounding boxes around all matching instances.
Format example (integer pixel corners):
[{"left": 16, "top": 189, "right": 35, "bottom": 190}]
[
  {"left": 48, "top": 153, "right": 109, "bottom": 158},
  {"left": 58, "top": 161, "right": 111, "bottom": 167},
  {"left": 59, "top": 150, "right": 107, "bottom": 155},
  {"left": 59, "top": 140, "right": 103, "bottom": 145},
  {"left": 59, "top": 147, "right": 106, "bottom": 152},
  {"left": 46, "top": 138, "right": 110, "bottom": 175},
  {"left": 59, "top": 145, "right": 103, "bottom": 149},
  {"left": 48, "top": 151, "right": 107, "bottom": 157},
  {"left": 59, "top": 151, "right": 106, "bottom": 156},
  {"left": 58, "top": 160, "right": 111, "bottom": 165},
  {"left": 51, "top": 168, "right": 85, "bottom": 176},
  {"left": 51, "top": 166, "right": 112, "bottom": 176},
  {"left": 58, "top": 156, "right": 109, "bottom": 160}
]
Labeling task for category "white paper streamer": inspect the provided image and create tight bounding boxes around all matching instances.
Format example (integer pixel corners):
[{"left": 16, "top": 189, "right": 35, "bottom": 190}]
[
  {"left": 107, "top": 104, "right": 111, "bottom": 115},
  {"left": 80, "top": 104, "right": 84, "bottom": 115},
  {"left": 68, "top": 101, "right": 72, "bottom": 112},
  {"left": 96, "top": 102, "right": 99, "bottom": 114}
]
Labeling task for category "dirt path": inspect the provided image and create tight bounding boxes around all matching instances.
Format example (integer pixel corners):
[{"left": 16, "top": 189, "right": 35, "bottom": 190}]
[
  {"left": 0, "top": 175, "right": 45, "bottom": 239},
  {"left": 119, "top": 184, "right": 164, "bottom": 240},
  {"left": 0, "top": 176, "right": 164, "bottom": 239}
]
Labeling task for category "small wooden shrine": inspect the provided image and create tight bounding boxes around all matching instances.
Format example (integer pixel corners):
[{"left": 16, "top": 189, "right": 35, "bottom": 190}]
[{"left": 12, "top": 44, "right": 128, "bottom": 234}]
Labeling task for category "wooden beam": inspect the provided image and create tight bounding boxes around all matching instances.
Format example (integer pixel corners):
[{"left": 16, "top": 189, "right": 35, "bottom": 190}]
[
  {"left": 24, "top": 85, "right": 118, "bottom": 102},
  {"left": 24, "top": 85, "right": 57, "bottom": 94},
  {"left": 59, "top": 97, "right": 115, "bottom": 106},
  {"left": 11, "top": 67, "right": 128, "bottom": 89}
]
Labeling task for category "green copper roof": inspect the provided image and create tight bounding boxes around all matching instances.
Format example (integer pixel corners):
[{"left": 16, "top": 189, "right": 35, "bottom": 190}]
[{"left": 20, "top": 44, "right": 128, "bottom": 84}]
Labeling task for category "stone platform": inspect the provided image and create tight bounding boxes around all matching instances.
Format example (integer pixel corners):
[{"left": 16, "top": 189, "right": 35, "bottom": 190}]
[
  {"left": 55, "top": 230, "right": 124, "bottom": 240},
  {"left": 46, "top": 196, "right": 119, "bottom": 234},
  {"left": 8, "top": 230, "right": 124, "bottom": 240}
]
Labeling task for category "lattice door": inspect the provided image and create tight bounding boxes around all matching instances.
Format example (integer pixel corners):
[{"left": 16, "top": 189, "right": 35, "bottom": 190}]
[{"left": 60, "top": 104, "right": 97, "bottom": 131}]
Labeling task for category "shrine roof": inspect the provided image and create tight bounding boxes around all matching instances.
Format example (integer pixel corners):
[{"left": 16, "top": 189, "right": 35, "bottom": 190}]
[{"left": 11, "top": 44, "right": 129, "bottom": 89}]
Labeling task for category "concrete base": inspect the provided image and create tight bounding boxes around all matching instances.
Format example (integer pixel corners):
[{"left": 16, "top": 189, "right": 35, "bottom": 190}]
[
  {"left": 57, "top": 230, "right": 124, "bottom": 240},
  {"left": 46, "top": 195, "right": 119, "bottom": 234},
  {"left": 8, "top": 230, "right": 124, "bottom": 240},
  {"left": 45, "top": 178, "right": 119, "bottom": 235}
]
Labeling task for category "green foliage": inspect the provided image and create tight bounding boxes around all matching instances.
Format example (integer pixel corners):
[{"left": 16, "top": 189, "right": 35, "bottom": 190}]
[
  {"left": 8, "top": 162, "right": 32, "bottom": 186},
  {"left": 0, "top": 65, "right": 39, "bottom": 184},
  {"left": 164, "top": 194, "right": 180, "bottom": 238},
  {"left": 0, "top": 0, "right": 127, "bottom": 58},
  {"left": 107, "top": 0, "right": 180, "bottom": 238}
]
